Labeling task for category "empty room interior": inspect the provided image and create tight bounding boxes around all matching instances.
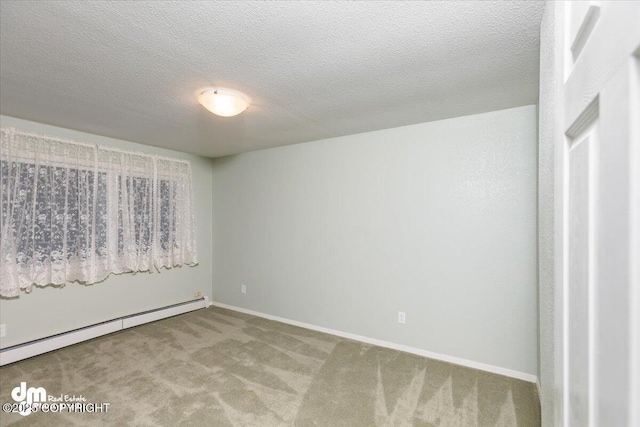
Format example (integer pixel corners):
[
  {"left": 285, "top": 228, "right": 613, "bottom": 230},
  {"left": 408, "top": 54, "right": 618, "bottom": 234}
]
[{"left": 1, "top": 1, "right": 639, "bottom": 426}]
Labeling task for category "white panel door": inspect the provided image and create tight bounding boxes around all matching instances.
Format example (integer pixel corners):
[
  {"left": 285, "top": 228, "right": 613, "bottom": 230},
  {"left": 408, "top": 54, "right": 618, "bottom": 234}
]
[{"left": 555, "top": 1, "right": 640, "bottom": 426}]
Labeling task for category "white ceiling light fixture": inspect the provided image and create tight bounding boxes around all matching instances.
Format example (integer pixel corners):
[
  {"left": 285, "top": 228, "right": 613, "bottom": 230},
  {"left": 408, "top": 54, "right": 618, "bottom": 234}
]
[{"left": 198, "top": 88, "right": 248, "bottom": 117}]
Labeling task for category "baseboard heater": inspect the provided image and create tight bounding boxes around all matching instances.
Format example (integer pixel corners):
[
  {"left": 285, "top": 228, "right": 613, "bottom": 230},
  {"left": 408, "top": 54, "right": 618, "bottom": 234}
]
[{"left": 0, "top": 297, "right": 208, "bottom": 366}]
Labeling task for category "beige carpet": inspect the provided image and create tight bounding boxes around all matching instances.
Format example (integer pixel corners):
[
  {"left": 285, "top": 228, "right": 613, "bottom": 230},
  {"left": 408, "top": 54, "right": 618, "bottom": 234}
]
[{"left": 0, "top": 306, "right": 540, "bottom": 426}]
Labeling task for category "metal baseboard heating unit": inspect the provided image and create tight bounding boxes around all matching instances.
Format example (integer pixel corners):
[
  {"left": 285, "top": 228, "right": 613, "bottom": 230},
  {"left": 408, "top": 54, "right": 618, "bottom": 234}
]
[{"left": 0, "top": 297, "right": 207, "bottom": 366}]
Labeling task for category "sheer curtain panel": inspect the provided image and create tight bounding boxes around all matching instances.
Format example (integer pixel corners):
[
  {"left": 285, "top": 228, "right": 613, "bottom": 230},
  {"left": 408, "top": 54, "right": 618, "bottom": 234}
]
[{"left": 0, "top": 127, "right": 198, "bottom": 297}]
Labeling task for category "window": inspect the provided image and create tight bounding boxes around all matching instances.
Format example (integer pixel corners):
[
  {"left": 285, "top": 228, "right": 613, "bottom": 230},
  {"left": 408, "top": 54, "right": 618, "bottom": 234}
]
[{"left": 0, "top": 127, "right": 198, "bottom": 297}]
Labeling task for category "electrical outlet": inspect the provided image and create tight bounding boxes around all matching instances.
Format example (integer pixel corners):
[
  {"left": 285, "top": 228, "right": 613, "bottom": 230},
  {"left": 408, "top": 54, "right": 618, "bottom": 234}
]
[
  {"left": 193, "top": 291, "right": 202, "bottom": 298},
  {"left": 241, "top": 284, "right": 247, "bottom": 294},
  {"left": 398, "top": 312, "right": 406, "bottom": 324},
  {"left": 0, "top": 324, "right": 6, "bottom": 338}
]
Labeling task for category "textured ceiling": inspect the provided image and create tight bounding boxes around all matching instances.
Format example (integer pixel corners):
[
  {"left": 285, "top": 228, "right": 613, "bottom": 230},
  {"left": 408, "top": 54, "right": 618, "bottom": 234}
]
[{"left": 0, "top": 1, "right": 544, "bottom": 158}]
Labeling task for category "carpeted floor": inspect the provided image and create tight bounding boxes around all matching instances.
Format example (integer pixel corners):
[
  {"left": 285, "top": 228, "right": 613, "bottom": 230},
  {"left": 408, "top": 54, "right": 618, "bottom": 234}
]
[{"left": 0, "top": 306, "right": 540, "bottom": 426}]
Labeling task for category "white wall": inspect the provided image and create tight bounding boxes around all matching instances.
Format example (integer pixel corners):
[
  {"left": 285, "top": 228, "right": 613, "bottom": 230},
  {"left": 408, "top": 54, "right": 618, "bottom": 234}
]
[
  {"left": 211, "top": 105, "right": 539, "bottom": 375},
  {"left": 0, "top": 115, "right": 214, "bottom": 349}
]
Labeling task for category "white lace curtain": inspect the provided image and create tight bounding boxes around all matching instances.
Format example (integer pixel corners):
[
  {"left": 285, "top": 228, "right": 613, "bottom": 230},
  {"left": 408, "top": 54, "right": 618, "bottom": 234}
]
[{"left": 0, "top": 127, "right": 198, "bottom": 297}]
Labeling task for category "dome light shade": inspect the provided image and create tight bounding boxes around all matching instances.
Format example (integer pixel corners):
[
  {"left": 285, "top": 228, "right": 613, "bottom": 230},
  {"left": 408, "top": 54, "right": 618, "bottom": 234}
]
[{"left": 198, "top": 88, "right": 248, "bottom": 117}]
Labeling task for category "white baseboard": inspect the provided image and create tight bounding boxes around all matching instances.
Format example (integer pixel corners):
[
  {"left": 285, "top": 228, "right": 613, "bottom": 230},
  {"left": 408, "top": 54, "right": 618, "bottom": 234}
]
[
  {"left": 211, "top": 301, "right": 538, "bottom": 384},
  {"left": 0, "top": 298, "right": 206, "bottom": 366},
  {"left": 122, "top": 298, "right": 206, "bottom": 329},
  {"left": 0, "top": 320, "right": 122, "bottom": 366}
]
